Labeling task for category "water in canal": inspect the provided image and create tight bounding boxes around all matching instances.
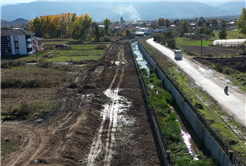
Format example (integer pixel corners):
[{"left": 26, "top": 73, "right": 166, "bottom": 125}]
[{"left": 131, "top": 41, "right": 199, "bottom": 159}]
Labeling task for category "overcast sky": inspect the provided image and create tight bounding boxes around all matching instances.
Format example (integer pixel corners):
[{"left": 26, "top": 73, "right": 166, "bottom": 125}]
[{"left": 0, "top": 0, "right": 241, "bottom": 6}]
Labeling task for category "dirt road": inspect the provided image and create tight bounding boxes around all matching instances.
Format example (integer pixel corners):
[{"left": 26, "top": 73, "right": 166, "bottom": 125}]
[{"left": 1, "top": 40, "right": 160, "bottom": 166}]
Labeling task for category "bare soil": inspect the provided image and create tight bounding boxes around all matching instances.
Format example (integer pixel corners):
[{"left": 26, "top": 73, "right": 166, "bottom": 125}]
[
  {"left": 181, "top": 45, "right": 243, "bottom": 56},
  {"left": 1, "top": 40, "right": 160, "bottom": 166}
]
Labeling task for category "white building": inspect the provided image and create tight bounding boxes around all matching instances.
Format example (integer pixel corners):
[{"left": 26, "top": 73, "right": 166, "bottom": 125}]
[
  {"left": 1, "top": 29, "right": 36, "bottom": 55},
  {"left": 213, "top": 39, "right": 246, "bottom": 47},
  {"left": 137, "top": 27, "right": 151, "bottom": 34}
]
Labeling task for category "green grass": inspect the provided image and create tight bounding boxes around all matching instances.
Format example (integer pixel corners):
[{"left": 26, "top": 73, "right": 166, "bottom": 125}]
[
  {"left": 72, "top": 46, "right": 95, "bottom": 50},
  {"left": 141, "top": 69, "right": 216, "bottom": 166},
  {"left": 214, "top": 30, "right": 245, "bottom": 39},
  {"left": 44, "top": 38, "right": 72, "bottom": 47},
  {"left": 1, "top": 138, "right": 21, "bottom": 157},
  {"left": 176, "top": 37, "right": 213, "bottom": 47},
  {"left": 1, "top": 39, "right": 106, "bottom": 62},
  {"left": 45, "top": 55, "right": 102, "bottom": 62},
  {"left": 140, "top": 38, "right": 246, "bottom": 164}
]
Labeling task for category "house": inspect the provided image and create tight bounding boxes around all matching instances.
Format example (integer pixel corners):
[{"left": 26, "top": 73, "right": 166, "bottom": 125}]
[
  {"left": 1, "top": 29, "right": 36, "bottom": 56},
  {"left": 34, "top": 37, "right": 44, "bottom": 51}
]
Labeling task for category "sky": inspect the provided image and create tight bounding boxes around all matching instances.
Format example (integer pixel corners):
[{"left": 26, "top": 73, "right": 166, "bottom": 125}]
[{"left": 0, "top": 0, "right": 241, "bottom": 6}]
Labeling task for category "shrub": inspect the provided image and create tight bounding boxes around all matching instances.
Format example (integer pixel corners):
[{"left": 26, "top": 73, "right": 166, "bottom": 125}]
[
  {"left": 36, "top": 61, "right": 53, "bottom": 68},
  {"left": 1, "top": 60, "right": 27, "bottom": 68},
  {"left": 95, "top": 45, "right": 107, "bottom": 50},
  {"left": 167, "top": 39, "right": 176, "bottom": 49}
]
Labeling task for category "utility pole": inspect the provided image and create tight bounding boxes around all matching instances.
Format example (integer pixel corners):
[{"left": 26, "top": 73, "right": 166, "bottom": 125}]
[{"left": 201, "top": 34, "right": 203, "bottom": 65}]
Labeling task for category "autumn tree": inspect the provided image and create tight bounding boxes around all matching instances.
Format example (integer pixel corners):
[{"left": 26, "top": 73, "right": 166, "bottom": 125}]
[
  {"left": 71, "top": 14, "right": 92, "bottom": 41},
  {"left": 237, "top": 8, "right": 246, "bottom": 36}
]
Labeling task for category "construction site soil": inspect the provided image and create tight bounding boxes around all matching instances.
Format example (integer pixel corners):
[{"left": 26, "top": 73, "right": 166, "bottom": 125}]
[{"left": 1, "top": 40, "right": 160, "bottom": 166}]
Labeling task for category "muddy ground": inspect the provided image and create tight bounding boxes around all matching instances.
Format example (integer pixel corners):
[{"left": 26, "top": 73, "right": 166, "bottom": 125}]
[{"left": 1, "top": 40, "right": 160, "bottom": 166}]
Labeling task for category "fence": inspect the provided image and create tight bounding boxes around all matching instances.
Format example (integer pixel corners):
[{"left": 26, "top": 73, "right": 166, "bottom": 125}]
[
  {"left": 137, "top": 41, "right": 244, "bottom": 166},
  {"left": 130, "top": 39, "right": 173, "bottom": 166}
]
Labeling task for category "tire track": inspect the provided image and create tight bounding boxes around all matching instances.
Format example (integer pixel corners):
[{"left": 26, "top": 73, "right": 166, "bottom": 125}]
[{"left": 86, "top": 41, "right": 128, "bottom": 166}]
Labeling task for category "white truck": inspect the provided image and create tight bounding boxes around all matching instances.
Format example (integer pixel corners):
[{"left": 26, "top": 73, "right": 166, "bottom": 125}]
[{"left": 174, "top": 50, "right": 183, "bottom": 59}]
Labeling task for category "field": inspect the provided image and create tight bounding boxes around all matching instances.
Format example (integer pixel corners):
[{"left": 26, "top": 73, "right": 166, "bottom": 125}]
[
  {"left": 176, "top": 30, "right": 245, "bottom": 57},
  {"left": 1, "top": 38, "right": 108, "bottom": 62},
  {"left": 1, "top": 40, "right": 160, "bottom": 166}
]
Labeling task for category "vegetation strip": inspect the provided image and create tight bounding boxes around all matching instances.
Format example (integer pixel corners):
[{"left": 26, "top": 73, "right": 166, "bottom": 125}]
[
  {"left": 132, "top": 42, "right": 216, "bottom": 165},
  {"left": 140, "top": 39, "right": 246, "bottom": 165}
]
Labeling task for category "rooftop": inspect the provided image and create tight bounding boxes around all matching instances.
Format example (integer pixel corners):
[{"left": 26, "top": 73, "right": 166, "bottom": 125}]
[{"left": 1, "top": 29, "right": 35, "bottom": 36}]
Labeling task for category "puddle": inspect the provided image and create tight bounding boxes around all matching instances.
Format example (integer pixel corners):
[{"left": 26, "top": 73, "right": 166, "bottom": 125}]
[
  {"left": 181, "top": 129, "right": 199, "bottom": 160},
  {"left": 197, "top": 65, "right": 213, "bottom": 74},
  {"left": 205, "top": 70, "right": 213, "bottom": 74},
  {"left": 233, "top": 86, "right": 239, "bottom": 89},
  {"left": 132, "top": 42, "right": 150, "bottom": 74}
]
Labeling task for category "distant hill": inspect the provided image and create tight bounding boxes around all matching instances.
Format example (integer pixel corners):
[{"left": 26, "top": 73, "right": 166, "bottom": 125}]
[
  {"left": 1, "top": 1, "right": 244, "bottom": 22},
  {"left": 1, "top": 18, "right": 29, "bottom": 26},
  {"left": 217, "top": 1, "right": 245, "bottom": 15}
]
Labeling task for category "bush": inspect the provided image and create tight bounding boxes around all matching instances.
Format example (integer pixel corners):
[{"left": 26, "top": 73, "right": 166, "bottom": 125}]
[
  {"left": 36, "top": 61, "right": 53, "bottom": 68},
  {"left": 167, "top": 39, "right": 176, "bottom": 49},
  {"left": 95, "top": 45, "right": 107, "bottom": 50},
  {"left": 1, "top": 60, "right": 27, "bottom": 68}
]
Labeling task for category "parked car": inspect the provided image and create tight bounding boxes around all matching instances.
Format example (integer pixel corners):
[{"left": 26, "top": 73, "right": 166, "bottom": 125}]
[{"left": 55, "top": 44, "right": 68, "bottom": 48}]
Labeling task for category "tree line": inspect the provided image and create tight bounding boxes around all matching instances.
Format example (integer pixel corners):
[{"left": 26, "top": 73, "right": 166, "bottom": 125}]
[{"left": 29, "top": 12, "right": 111, "bottom": 41}]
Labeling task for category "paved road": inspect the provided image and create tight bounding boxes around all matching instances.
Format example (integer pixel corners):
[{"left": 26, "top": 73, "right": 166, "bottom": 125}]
[{"left": 147, "top": 38, "right": 246, "bottom": 127}]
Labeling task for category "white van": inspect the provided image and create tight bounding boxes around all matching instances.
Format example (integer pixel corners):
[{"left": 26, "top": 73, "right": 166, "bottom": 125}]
[{"left": 174, "top": 50, "right": 183, "bottom": 59}]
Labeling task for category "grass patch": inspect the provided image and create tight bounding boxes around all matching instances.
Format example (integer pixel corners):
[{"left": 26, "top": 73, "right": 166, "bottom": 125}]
[
  {"left": 140, "top": 38, "right": 246, "bottom": 164},
  {"left": 1, "top": 65, "right": 73, "bottom": 88},
  {"left": 176, "top": 37, "right": 213, "bottom": 47},
  {"left": 214, "top": 30, "right": 245, "bottom": 39},
  {"left": 1, "top": 40, "right": 106, "bottom": 63},
  {"left": 140, "top": 69, "right": 216, "bottom": 165}
]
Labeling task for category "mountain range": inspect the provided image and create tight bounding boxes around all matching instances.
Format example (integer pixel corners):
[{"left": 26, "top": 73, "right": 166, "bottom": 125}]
[
  {"left": 1, "top": 1, "right": 245, "bottom": 22},
  {"left": 1, "top": 18, "right": 29, "bottom": 26}
]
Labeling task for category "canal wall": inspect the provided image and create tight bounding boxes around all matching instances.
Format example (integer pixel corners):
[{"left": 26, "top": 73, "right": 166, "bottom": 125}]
[
  {"left": 129, "top": 39, "right": 173, "bottom": 166},
  {"left": 134, "top": 40, "right": 241, "bottom": 166}
]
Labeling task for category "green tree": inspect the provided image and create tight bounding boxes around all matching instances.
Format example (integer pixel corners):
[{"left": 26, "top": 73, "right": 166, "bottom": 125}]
[
  {"left": 211, "top": 19, "right": 218, "bottom": 29},
  {"left": 29, "top": 17, "right": 43, "bottom": 37},
  {"left": 182, "top": 21, "right": 190, "bottom": 33},
  {"left": 158, "top": 18, "right": 165, "bottom": 26},
  {"left": 72, "top": 14, "right": 92, "bottom": 41},
  {"left": 92, "top": 23, "right": 103, "bottom": 42},
  {"left": 166, "top": 19, "right": 170, "bottom": 27},
  {"left": 221, "top": 20, "right": 227, "bottom": 29},
  {"left": 198, "top": 17, "right": 206, "bottom": 27},
  {"left": 103, "top": 18, "right": 110, "bottom": 37},
  {"left": 126, "top": 29, "right": 131, "bottom": 37},
  {"left": 237, "top": 8, "right": 246, "bottom": 36},
  {"left": 218, "top": 29, "right": 227, "bottom": 39},
  {"left": 167, "top": 39, "right": 176, "bottom": 49}
]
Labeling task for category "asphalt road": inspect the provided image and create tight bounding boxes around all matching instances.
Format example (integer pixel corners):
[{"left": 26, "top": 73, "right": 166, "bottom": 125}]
[{"left": 147, "top": 38, "right": 246, "bottom": 127}]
